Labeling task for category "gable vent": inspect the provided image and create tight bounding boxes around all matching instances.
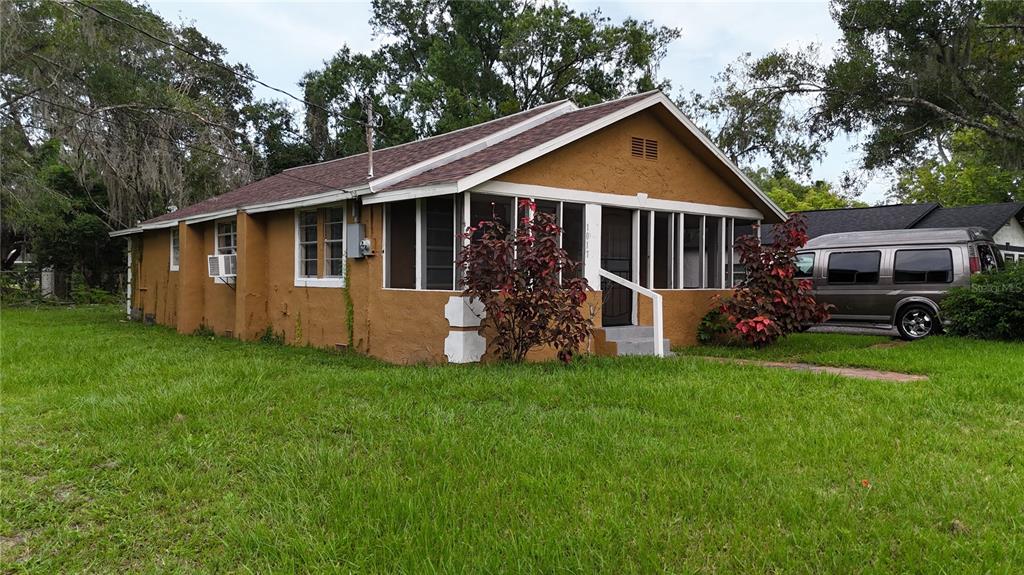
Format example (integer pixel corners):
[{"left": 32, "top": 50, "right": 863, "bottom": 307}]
[{"left": 630, "top": 137, "right": 658, "bottom": 160}]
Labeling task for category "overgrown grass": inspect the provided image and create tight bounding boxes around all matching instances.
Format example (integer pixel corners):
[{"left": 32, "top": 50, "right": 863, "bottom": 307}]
[{"left": 2, "top": 306, "right": 1022, "bottom": 572}]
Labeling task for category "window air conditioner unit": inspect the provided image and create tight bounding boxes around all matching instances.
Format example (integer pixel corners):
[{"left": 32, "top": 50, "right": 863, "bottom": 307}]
[{"left": 207, "top": 254, "right": 237, "bottom": 278}]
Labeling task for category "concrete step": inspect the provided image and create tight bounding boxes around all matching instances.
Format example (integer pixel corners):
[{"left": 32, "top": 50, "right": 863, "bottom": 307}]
[
  {"left": 615, "top": 338, "right": 672, "bottom": 356},
  {"left": 602, "top": 325, "right": 655, "bottom": 341}
]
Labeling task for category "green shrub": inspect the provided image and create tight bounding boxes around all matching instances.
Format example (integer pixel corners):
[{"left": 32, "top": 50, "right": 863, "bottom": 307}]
[
  {"left": 942, "top": 264, "right": 1024, "bottom": 341},
  {"left": 193, "top": 324, "right": 216, "bottom": 338},
  {"left": 259, "top": 326, "right": 285, "bottom": 345}
]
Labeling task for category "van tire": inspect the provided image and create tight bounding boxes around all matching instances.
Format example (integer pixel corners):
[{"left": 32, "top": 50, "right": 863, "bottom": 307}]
[{"left": 896, "top": 304, "right": 937, "bottom": 341}]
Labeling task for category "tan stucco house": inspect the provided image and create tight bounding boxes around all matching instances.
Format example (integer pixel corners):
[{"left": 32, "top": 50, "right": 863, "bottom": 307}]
[{"left": 111, "top": 90, "right": 786, "bottom": 363}]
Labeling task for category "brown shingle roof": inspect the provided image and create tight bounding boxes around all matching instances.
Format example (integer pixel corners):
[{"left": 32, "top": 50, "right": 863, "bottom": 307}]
[
  {"left": 142, "top": 99, "right": 569, "bottom": 224},
  {"left": 383, "top": 91, "right": 656, "bottom": 191}
]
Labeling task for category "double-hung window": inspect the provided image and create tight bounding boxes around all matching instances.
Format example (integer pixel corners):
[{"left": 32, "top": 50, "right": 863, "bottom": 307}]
[
  {"left": 215, "top": 220, "right": 237, "bottom": 277},
  {"left": 294, "top": 205, "right": 346, "bottom": 287},
  {"left": 169, "top": 228, "right": 180, "bottom": 271}
]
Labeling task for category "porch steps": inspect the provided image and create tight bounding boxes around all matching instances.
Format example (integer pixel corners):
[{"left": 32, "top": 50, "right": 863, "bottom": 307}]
[{"left": 600, "top": 325, "right": 672, "bottom": 357}]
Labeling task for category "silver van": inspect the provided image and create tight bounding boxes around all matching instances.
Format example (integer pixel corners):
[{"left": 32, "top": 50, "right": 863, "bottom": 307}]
[{"left": 797, "top": 227, "right": 1004, "bottom": 340}]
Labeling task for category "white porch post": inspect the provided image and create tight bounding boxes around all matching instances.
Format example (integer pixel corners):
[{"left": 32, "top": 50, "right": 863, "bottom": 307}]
[{"left": 583, "top": 203, "right": 602, "bottom": 288}]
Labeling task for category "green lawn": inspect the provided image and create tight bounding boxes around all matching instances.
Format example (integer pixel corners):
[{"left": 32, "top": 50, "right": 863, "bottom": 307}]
[{"left": 2, "top": 306, "right": 1022, "bottom": 573}]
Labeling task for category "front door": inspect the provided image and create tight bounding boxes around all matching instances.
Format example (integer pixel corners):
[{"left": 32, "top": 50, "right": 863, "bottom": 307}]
[{"left": 601, "top": 208, "right": 633, "bottom": 326}]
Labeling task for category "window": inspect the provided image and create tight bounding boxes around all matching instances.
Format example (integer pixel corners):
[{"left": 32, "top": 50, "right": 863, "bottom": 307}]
[
  {"left": 169, "top": 228, "right": 179, "bottom": 271},
  {"left": 325, "top": 208, "right": 345, "bottom": 277},
  {"left": 215, "top": 219, "right": 237, "bottom": 278},
  {"left": 794, "top": 252, "right": 815, "bottom": 278},
  {"left": 732, "top": 219, "right": 757, "bottom": 286},
  {"left": 216, "top": 221, "right": 236, "bottom": 255},
  {"left": 977, "top": 244, "right": 1002, "bottom": 271},
  {"left": 653, "top": 212, "right": 674, "bottom": 289},
  {"left": 561, "top": 203, "right": 585, "bottom": 278},
  {"left": 894, "top": 249, "right": 952, "bottom": 284},
  {"left": 294, "top": 205, "right": 346, "bottom": 287},
  {"left": 827, "top": 251, "right": 880, "bottom": 284},
  {"left": 386, "top": 200, "right": 417, "bottom": 289},
  {"left": 298, "top": 211, "right": 318, "bottom": 277}
]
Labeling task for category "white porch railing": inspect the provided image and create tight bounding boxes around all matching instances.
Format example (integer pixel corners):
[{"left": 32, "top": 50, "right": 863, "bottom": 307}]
[{"left": 598, "top": 268, "right": 665, "bottom": 357}]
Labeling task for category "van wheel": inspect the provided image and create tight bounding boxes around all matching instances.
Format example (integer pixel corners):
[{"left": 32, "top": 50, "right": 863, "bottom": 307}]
[{"left": 896, "top": 304, "right": 936, "bottom": 340}]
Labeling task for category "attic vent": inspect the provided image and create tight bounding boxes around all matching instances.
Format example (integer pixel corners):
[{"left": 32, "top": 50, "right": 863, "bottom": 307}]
[{"left": 630, "top": 137, "right": 658, "bottom": 160}]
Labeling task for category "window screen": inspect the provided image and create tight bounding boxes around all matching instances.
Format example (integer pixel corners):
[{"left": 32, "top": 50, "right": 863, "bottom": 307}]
[
  {"left": 386, "top": 200, "right": 416, "bottom": 288},
  {"left": 704, "top": 216, "right": 723, "bottom": 288},
  {"left": 423, "top": 196, "right": 455, "bottom": 290},
  {"left": 893, "top": 249, "right": 952, "bottom": 283},
  {"left": 324, "top": 208, "right": 344, "bottom": 278},
  {"left": 827, "top": 251, "right": 880, "bottom": 284},
  {"left": 682, "top": 214, "right": 703, "bottom": 288},
  {"left": 561, "top": 202, "right": 584, "bottom": 278}
]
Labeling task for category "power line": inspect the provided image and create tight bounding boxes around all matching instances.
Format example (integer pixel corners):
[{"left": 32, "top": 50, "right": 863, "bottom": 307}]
[{"left": 69, "top": 0, "right": 367, "bottom": 128}]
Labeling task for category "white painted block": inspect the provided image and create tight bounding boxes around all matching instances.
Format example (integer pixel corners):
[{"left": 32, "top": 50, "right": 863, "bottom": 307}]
[
  {"left": 444, "top": 296, "right": 485, "bottom": 328},
  {"left": 444, "top": 330, "right": 486, "bottom": 363}
]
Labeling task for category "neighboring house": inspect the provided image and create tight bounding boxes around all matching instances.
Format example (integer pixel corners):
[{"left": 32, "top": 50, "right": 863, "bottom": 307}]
[
  {"left": 768, "top": 202, "right": 1024, "bottom": 263},
  {"left": 110, "top": 90, "right": 785, "bottom": 363}
]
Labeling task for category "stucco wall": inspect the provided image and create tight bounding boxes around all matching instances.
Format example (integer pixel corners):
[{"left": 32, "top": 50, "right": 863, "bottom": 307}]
[
  {"left": 133, "top": 229, "right": 178, "bottom": 325},
  {"left": 636, "top": 290, "right": 728, "bottom": 347},
  {"left": 497, "top": 109, "right": 752, "bottom": 208}
]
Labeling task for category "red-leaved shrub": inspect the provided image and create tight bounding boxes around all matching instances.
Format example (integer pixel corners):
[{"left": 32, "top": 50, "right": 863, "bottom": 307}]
[
  {"left": 717, "top": 215, "right": 831, "bottom": 347},
  {"left": 456, "top": 199, "right": 592, "bottom": 363}
]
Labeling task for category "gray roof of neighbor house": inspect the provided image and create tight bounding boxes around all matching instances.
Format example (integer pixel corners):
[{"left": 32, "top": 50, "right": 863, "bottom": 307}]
[
  {"left": 115, "top": 89, "right": 785, "bottom": 234},
  {"left": 764, "top": 203, "right": 939, "bottom": 241},
  {"left": 915, "top": 202, "right": 1024, "bottom": 235}
]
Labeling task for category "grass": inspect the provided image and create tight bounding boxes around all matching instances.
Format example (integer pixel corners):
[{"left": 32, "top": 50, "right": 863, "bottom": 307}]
[{"left": 2, "top": 306, "right": 1022, "bottom": 573}]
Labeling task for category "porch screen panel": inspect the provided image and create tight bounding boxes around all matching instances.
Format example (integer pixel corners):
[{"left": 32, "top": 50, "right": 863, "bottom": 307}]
[
  {"left": 682, "top": 214, "right": 703, "bottom": 288},
  {"left": 705, "top": 216, "right": 723, "bottom": 288},
  {"left": 732, "top": 219, "right": 757, "bottom": 286},
  {"left": 387, "top": 200, "right": 416, "bottom": 289},
  {"left": 470, "top": 194, "right": 513, "bottom": 234},
  {"left": 561, "top": 202, "right": 585, "bottom": 278},
  {"left": 653, "top": 212, "right": 672, "bottom": 289},
  {"left": 639, "top": 211, "right": 650, "bottom": 288},
  {"left": 424, "top": 196, "right": 456, "bottom": 290}
]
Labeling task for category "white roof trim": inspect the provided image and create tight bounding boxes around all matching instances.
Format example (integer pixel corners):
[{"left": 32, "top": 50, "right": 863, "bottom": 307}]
[
  {"left": 364, "top": 101, "right": 576, "bottom": 193},
  {"left": 361, "top": 184, "right": 460, "bottom": 205},
  {"left": 244, "top": 189, "right": 354, "bottom": 214},
  {"left": 440, "top": 92, "right": 785, "bottom": 221},
  {"left": 109, "top": 227, "right": 142, "bottom": 237},
  {"left": 650, "top": 92, "right": 788, "bottom": 221}
]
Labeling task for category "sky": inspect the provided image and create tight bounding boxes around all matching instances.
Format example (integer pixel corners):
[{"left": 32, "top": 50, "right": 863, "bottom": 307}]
[{"left": 150, "top": 0, "right": 891, "bottom": 204}]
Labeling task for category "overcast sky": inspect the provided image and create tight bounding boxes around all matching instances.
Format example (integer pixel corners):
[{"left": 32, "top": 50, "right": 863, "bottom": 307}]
[{"left": 150, "top": 0, "right": 891, "bottom": 203}]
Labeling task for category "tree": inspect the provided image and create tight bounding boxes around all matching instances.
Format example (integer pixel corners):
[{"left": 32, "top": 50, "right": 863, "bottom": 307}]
[
  {"left": 302, "top": 0, "right": 680, "bottom": 160},
  {"left": 893, "top": 128, "right": 1024, "bottom": 206},
  {"left": 684, "top": 0, "right": 1024, "bottom": 201},
  {"left": 456, "top": 199, "right": 592, "bottom": 363},
  {"left": 747, "top": 168, "right": 867, "bottom": 212}
]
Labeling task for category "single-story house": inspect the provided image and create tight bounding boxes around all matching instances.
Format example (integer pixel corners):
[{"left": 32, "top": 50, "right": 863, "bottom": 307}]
[
  {"left": 110, "top": 90, "right": 786, "bottom": 363},
  {"left": 767, "top": 202, "right": 1024, "bottom": 263}
]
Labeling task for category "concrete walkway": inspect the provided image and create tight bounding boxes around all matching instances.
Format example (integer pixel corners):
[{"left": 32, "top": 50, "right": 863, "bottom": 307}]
[{"left": 697, "top": 356, "right": 928, "bottom": 382}]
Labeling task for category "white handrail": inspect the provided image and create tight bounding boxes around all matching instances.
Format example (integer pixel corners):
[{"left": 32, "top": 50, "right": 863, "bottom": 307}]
[{"left": 598, "top": 268, "right": 665, "bottom": 357}]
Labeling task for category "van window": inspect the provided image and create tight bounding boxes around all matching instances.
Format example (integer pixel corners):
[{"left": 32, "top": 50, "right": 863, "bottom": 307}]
[
  {"left": 794, "top": 253, "right": 815, "bottom": 278},
  {"left": 894, "top": 249, "right": 953, "bottom": 283},
  {"left": 827, "top": 251, "right": 880, "bottom": 284}
]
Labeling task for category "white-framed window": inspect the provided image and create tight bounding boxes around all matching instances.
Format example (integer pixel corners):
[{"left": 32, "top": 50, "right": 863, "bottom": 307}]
[
  {"left": 216, "top": 220, "right": 237, "bottom": 255},
  {"left": 169, "top": 228, "right": 180, "bottom": 272},
  {"left": 294, "top": 204, "right": 346, "bottom": 288}
]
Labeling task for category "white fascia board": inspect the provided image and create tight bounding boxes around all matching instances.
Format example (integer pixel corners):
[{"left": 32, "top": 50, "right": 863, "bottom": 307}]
[
  {"left": 139, "top": 220, "right": 179, "bottom": 231},
  {"left": 650, "top": 92, "right": 788, "bottom": 221},
  {"left": 182, "top": 209, "right": 238, "bottom": 225},
  {"left": 456, "top": 94, "right": 664, "bottom": 192},
  {"left": 472, "top": 181, "right": 765, "bottom": 220},
  {"left": 108, "top": 227, "right": 143, "bottom": 238},
  {"left": 366, "top": 102, "right": 576, "bottom": 193},
  {"left": 245, "top": 189, "right": 355, "bottom": 214},
  {"left": 360, "top": 184, "right": 460, "bottom": 205}
]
